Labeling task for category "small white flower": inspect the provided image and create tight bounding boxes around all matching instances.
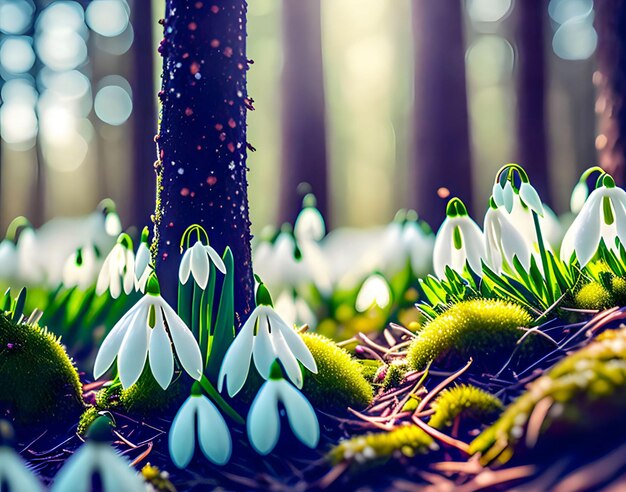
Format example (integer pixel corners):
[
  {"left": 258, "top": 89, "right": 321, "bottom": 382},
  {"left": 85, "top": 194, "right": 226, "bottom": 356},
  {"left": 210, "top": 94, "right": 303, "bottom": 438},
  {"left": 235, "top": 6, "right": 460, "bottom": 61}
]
[
  {"left": 433, "top": 198, "right": 486, "bottom": 278},
  {"left": 518, "top": 181, "right": 545, "bottom": 217},
  {"left": 134, "top": 228, "right": 152, "bottom": 292},
  {"left": 355, "top": 273, "right": 391, "bottom": 312},
  {"left": 62, "top": 246, "right": 99, "bottom": 290},
  {"left": 94, "top": 275, "right": 203, "bottom": 389},
  {"left": 179, "top": 240, "right": 226, "bottom": 290},
  {"left": 274, "top": 290, "right": 317, "bottom": 328},
  {"left": 484, "top": 205, "right": 532, "bottom": 274},
  {"left": 0, "top": 239, "right": 17, "bottom": 279},
  {"left": 561, "top": 175, "right": 626, "bottom": 267},
  {"left": 570, "top": 181, "right": 589, "bottom": 214},
  {"left": 294, "top": 203, "right": 326, "bottom": 243},
  {"left": 168, "top": 388, "right": 232, "bottom": 468},
  {"left": 51, "top": 418, "right": 144, "bottom": 492},
  {"left": 96, "top": 233, "right": 135, "bottom": 299},
  {"left": 0, "top": 447, "right": 44, "bottom": 492},
  {"left": 218, "top": 285, "right": 317, "bottom": 397},
  {"left": 247, "top": 366, "right": 319, "bottom": 455}
]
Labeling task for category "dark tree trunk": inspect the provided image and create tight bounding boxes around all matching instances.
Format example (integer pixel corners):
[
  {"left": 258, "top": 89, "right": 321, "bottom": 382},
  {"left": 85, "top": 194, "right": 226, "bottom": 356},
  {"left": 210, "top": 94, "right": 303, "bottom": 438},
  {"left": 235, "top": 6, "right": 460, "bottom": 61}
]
[
  {"left": 514, "top": 0, "right": 550, "bottom": 203},
  {"left": 153, "top": 0, "right": 254, "bottom": 324},
  {"left": 279, "top": 0, "right": 329, "bottom": 225},
  {"left": 595, "top": 1, "right": 626, "bottom": 185},
  {"left": 130, "top": 0, "right": 158, "bottom": 228},
  {"left": 410, "top": 0, "right": 473, "bottom": 227}
]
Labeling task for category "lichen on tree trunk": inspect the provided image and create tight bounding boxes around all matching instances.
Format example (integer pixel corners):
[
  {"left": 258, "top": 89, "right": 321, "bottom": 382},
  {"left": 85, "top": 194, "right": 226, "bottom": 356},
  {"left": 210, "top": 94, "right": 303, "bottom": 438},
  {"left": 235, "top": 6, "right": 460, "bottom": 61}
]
[{"left": 152, "top": 0, "right": 254, "bottom": 324}]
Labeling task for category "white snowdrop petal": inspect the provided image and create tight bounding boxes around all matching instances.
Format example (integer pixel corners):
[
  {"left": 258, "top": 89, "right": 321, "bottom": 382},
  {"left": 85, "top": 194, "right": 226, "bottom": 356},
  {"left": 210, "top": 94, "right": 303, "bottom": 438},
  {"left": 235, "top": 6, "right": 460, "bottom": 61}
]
[
  {"left": 117, "top": 306, "right": 150, "bottom": 388},
  {"left": 572, "top": 193, "right": 602, "bottom": 267},
  {"left": 278, "top": 380, "right": 320, "bottom": 449},
  {"left": 51, "top": 443, "right": 98, "bottom": 492},
  {"left": 149, "top": 308, "right": 174, "bottom": 390},
  {"left": 519, "top": 182, "right": 545, "bottom": 216},
  {"left": 0, "top": 448, "right": 44, "bottom": 492},
  {"left": 218, "top": 313, "right": 256, "bottom": 396},
  {"left": 122, "top": 250, "right": 135, "bottom": 295},
  {"left": 95, "top": 255, "right": 112, "bottom": 296},
  {"left": 492, "top": 183, "right": 504, "bottom": 207},
  {"left": 570, "top": 182, "right": 589, "bottom": 214},
  {"left": 98, "top": 446, "right": 145, "bottom": 492},
  {"left": 179, "top": 249, "right": 192, "bottom": 285},
  {"left": 191, "top": 241, "right": 210, "bottom": 289},
  {"left": 206, "top": 245, "right": 227, "bottom": 274},
  {"left": 271, "top": 311, "right": 317, "bottom": 373},
  {"left": 161, "top": 300, "right": 203, "bottom": 380},
  {"left": 196, "top": 395, "right": 232, "bottom": 465},
  {"left": 169, "top": 397, "right": 198, "bottom": 469},
  {"left": 93, "top": 299, "right": 146, "bottom": 379},
  {"left": 613, "top": 196, "right": 626, "bottom": 250},
  {"left": 247, "top": 382, "right": 280, "bottom": 455},
  {"left": 503, "top": 181, "right": 514, "bottom": 213},
  {"left": 268, "top": 318, "right": 303, "bottom": 388},
  {"left": 135, "top": 243, "right": 151, "bottom": 279},
  {"left": 459, "top": 220, "right": 485, "bottom": 275},
  {"left": 432, "top": 219, "right": 453, "bottom": 278},
  {"left": 109, "top": 266, "right": 122, "bottom": 299},
  {"left": 252, "top": 315, "right": 277, "bottom": 380}
]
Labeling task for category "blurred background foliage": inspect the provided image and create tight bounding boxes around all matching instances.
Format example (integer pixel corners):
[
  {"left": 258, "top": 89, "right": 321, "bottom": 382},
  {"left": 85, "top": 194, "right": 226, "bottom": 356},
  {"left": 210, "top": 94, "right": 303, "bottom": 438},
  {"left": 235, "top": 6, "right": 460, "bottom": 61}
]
[{"left": 0, "top": 0, "right": 601, "bottom": 233}]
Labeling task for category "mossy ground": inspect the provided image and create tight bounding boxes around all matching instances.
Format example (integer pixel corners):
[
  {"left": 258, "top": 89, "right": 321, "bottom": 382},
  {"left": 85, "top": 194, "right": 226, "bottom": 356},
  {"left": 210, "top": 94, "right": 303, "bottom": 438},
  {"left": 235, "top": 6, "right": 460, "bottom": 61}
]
[{"left": 0, "top": 312, "right": 83, "bottom": 426}]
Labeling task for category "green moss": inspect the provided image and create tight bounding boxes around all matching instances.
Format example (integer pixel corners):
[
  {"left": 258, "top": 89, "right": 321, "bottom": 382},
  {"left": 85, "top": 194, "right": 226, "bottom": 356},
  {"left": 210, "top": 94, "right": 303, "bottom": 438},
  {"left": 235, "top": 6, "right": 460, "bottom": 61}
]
[
  {"left": 118, "top": 367, "right": 188, "bottom": 418},
  {"left": 470, "top": 326, "right": 626, "bottom": 464},
  {"left": 328, "top": 424, "right": 437, "bottom": 466},
  {"left": 359, "top": 359, "right": 383, "bottom": 383},
  {"left": 610, "top": 276, "right": 626, "bottom": 305},
  {"left": 428, "top": 384, "right": 503, "bottom": 430},
  {"left": 77, "top": 406, "right": 99, "bottom": 436},
  {"left": 574, "top": 282, "right": 614, "bottom": 310},
  {"left": 301, "top": 333, "right": 373, "bottom": 411},
  {"left": 407, "top": 299, "right": 538, "bottom": 372},
  {"left": 381, "top": 361, "right": 408, "bottom": 391},
  {"left": 0, "top": 313, "right": 83, "bottom": 426}
]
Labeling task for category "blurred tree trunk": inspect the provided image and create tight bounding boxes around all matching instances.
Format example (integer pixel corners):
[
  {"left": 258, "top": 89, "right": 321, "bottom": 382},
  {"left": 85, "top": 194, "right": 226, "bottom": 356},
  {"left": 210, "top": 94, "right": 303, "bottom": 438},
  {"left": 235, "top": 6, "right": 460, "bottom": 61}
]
[
  {"left": 130, "top": 0, "right": 157, "bottom": 227},
  {"left": 153, "top": 0, "right": 254, "bottom": 323},
  {"left": 410, "top": 0, "right": 473, "bottom": 227},
  {"left": 279, "top": 0, "right": 329, "bottom": 224},
  {"left": 595, "top": 0, "right": 626, "bottom": 185},
  {"left": 514, "top": 0, "right": 550, "bottom": 204}
]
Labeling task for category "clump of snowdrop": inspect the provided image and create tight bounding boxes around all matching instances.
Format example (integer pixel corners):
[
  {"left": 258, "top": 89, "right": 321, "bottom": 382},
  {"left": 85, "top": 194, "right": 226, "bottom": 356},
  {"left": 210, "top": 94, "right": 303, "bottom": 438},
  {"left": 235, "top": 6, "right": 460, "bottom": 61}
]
[
  {"left": 51, "top": 415, "right": 145, "bottom": 492},
  {"left": 62, "top": 245, "right": 100, "bottom": 290},
  {"left": 218, "top": 282, "right": 317, "bottom": 397},
  {"left": 94, "top": 273, "right": 203, "bottom": 389},
  {"left": 96, "top": 232, "right": 135, "bottom": 299},
  {"left": 561, "top": 171, "right": 626, "bottom": 267},
  {"left": 179, "top": 225, "right": 226, "bottom": 290},
  {"left": 247, "top": 361, "right": 319, "bottom": 455},
  {"left": 0, "top": 420, "right": 44, "bottom": 492},
  {"left": 433, "top": 197, "right": 486, "bottom": 278},
  {"left": 168, "top": 382, "right": 232, "bottom": 468},
  {"left": 134, "top": 226, "right": 152, "bottom": 292}
]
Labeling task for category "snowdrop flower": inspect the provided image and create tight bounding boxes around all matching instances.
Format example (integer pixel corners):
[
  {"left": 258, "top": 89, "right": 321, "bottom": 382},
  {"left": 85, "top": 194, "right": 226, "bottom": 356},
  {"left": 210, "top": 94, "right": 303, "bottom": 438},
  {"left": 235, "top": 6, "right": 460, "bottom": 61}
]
[
  {"left": 94, "top": 274, "right": 203, "bottom": 389},
  {"left": 134, "top": 227, "right": 152, "bottom": 292},
  {"left": 483, "top": 200, "right": 532, "bottom": 274},
  {"left": 16, "top": 223, "right": 42, "bottom": 284},
  {"left": 0, "top": 421, "right": 44, "bottom": 492},
  {"left": 492, "top": 163, "right": 544, "bottom": 217},
  {"left": 218, "top": 283, "right": 317, "bottom": 397},
  {"left": 294, "top": 196, "right": 326, "bottom": 243},
  {"left": 275, "top": 290, "right": 317, "bottom": 328},
  {"left": 96, "top": 233, "right": 135, "bottom": 299},
  {"left": 247, "top": 362, "right": 319, "bottom": 455},
  {"left": 355, "top": 273, "right": 392, "bottom": 312},
  {"left": 168, "top": 383, "right": 231, "bottom": 468},
  {"left": 52, "top": 416, "right": 144, "bottom": 492},
  {"left": 433, "top": 198, "right": 486, "bottom": 278},
  {"left": 0, "top": 238, "right": 17, "bottom": 279},
  {"left": 179, "top": 239, "right": 226, "bottom": 290},
  {"left": 561, "top": 173, "right": 626, "bottom": 267},
  {"left": 62, "top": 246, "right": 100, "bottom": 290}
]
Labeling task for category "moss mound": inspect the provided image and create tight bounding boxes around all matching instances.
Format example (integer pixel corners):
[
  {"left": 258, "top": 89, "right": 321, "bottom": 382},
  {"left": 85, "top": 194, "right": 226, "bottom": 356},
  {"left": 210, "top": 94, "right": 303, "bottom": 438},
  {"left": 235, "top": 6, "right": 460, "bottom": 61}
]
[
  {"left": 470, "top": 326, "right": 626, "bottom": 464},
  {"left": 329, "top": 424, "right": 437, "bottom": 466},
  {"left": 407, "top": 299, "right": 540, "bottom": 372},
  {"left": 574, "top": 281, "right": 615, "bottom": 311},
  {"left": 0, "top": 312, "right": 83, "bottom": 426},
  {"left": 301, "top": 333, "right": 373, "bottom": 411},
  {"left": 119, "top": 368, "right": 188, "bottom": 417},
  {"left": 428, "top": 384, "right": 503, "bottom": 430}
]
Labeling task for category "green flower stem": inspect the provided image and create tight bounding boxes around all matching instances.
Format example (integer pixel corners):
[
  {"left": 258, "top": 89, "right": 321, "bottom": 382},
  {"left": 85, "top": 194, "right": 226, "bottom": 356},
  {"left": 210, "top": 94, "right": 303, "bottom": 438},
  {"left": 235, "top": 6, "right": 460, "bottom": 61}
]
[
  {"left": 200, "top": 263, "right": 216, "bottom": 365},
  {"left": 532, "top": 210, "right": 554, "bottom": 303},
  {"left": 199, "top": 374, "right": 244, "bottom": 425}
]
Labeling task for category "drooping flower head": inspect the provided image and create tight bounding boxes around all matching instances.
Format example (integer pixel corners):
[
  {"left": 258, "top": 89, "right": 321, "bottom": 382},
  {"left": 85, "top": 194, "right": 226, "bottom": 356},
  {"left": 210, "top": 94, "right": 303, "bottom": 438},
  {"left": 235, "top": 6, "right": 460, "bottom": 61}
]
[
  {"left": 178, "top": 225, "right": 226, "bottom": 290},
  {"left": 491, "top": 163, "right": 544, "bottom": 217},
  {"left": 62, "top": 245, "right": 100, "bottom": 290},
  {"left": 168, "top": 382, "right": 232, "bottom": 468},
  {"left": 561, "top": 171, "right": 626, "bottom": 267},
  {"left": 247, "top": 361, "right": 319, "bottom": 455},
  {"left": 433, "top": 197, "right": 486, "bottom": 278},
  {"left": 51, "top": 415, "right": 145, "bottom": 492},
  {"left": 96, "top": 232, "right": 135, "bottom": 299},
  {"left": 218, "top": 281, "right": 317, "bottom": 397},
  {"left": 94, "top": 274, "right": 203, "bottom": 389}
]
